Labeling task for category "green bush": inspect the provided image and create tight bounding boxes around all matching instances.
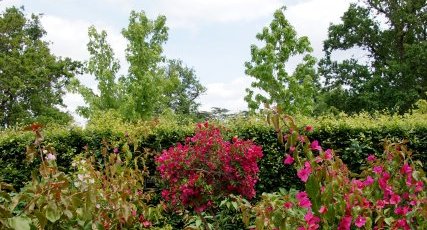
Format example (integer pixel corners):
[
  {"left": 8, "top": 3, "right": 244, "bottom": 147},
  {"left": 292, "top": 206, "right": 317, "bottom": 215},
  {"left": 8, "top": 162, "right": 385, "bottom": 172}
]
[{"left": 1, "top": 113, "right": 426, "bottom": 196}]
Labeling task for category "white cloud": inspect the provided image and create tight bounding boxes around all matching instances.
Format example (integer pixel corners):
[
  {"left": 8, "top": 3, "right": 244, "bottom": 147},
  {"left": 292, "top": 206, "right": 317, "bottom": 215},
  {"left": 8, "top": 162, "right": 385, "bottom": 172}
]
[
  {"left": 0, "top": 0, "right": 22, "bottom": 10},
  {"left": 153, "top": 0, "right": 284, "bottom": 28},
  {"left": 199, "top": 76, "right": 251, "bottom": 112}
]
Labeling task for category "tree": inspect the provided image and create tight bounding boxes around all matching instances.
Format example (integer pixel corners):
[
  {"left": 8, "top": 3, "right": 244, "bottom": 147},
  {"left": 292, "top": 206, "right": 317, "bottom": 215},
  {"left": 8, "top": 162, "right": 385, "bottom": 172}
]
[
  {"left": 244, "top": 7, "right": 318, "bottom": 115},
  {"left": 320, "top": 0, "right": 427, "bottom": 114},
  {"left": 120, "top": 10, "right": 169, "bottom": 120},
  {"left": 74, "top": 11, "right": 206, "bottom": 121},
  {"left": 0, "top": 7, "right": 81, "bottom": 128},
  {"left": 163, "top": 59, "right": 206, "bottom": 115},
  {"left": 71, "top": 26, "right": 122, "bottom": 118}
]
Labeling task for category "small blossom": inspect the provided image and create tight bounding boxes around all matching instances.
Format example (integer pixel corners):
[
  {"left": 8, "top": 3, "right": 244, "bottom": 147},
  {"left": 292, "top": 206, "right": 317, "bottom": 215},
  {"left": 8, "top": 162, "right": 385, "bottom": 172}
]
[
  {"left": 283, "top": 202, "right": 293, "bottom": 209},
  {"left": 355, "top": 216, "right": 366, "bottom": 228},
  {"left": 297, "top": 166, "right": 311, "bottom": 183},
  {"left": 284, "top": 154, "right": 294, "bottom": 165},
  {"left": 364, "top": 176, "right": 374, "bottom": 186},
  {"left": 289, "top": 146, "right": 296, "bottom": 153},
  {"left": 319, "top": 205, "right": 327, "bottom": 214},
  {"left": 400, "top": 163, "right": 412, "bottom": 175},
  {"left": 113, "top": 147, "right": 119, "bottom": 153},
  {"left": 367, "top": 154, "right": 376, "bottom": 162},
  {"left": 373, "top": 166, "right": 383, "bottom": 174},
  {"left": 45, "top": 153, "right": 56, "bottom": 161},
  {"left": 324, "top": 149, "right": 333, "bottom": 160},
  {"left": 310, "top": 140, "right": 322, "bottom": 151},
  {"left": 305, "top": 125, "right": 313, "bottom": 132}
]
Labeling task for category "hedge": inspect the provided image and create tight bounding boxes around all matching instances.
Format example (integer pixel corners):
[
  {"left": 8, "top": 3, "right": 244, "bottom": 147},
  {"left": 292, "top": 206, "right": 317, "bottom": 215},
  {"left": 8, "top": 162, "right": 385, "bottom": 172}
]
[{"left": 1, "top": 113, "right": 426, "bottom": 196}]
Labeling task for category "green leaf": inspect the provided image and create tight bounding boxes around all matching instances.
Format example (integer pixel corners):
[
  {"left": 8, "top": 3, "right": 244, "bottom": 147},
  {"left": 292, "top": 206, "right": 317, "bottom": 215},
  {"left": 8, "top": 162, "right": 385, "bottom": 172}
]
[
  {"left": 45, "top": 202, "right": 61, "bottom": 223},
  {"left": 7, "top": 216, "right": 32, "bottom": 230}
]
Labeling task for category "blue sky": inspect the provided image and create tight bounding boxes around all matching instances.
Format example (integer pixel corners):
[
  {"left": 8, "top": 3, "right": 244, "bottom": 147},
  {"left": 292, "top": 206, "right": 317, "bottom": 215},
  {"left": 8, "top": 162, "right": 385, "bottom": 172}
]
[{"left": 1, "top": 0, "right": 354, "bottom": 124}]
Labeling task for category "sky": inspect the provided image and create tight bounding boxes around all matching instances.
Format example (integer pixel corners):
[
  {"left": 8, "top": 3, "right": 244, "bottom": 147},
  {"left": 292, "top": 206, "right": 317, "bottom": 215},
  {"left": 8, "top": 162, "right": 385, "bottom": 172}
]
[{"left": 1, "top": 0, "right": 355, "bottom": 125}]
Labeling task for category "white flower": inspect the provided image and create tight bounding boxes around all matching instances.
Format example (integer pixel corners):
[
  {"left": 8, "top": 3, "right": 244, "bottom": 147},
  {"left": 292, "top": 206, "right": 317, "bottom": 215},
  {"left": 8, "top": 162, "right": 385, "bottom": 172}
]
[
  {"left": 43, "top": 150, "right": 48, "bottom": 154},
  {"left": 78, "top": 174, "right": 84, "bottom": 181},
  {"left": 46, "top": 153, "right": 56, "bottom": 161}
]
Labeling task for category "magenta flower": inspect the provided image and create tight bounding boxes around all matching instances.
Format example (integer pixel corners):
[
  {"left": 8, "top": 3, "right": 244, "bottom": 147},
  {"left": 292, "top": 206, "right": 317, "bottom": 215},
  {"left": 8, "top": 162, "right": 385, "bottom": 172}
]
[
  {"left": 297, "top": 166, "right": 311, "bottom": 182},
  {"left": 324, "top": 149, "right": 333, "bottom": 160},
  {"left": 373, "top": 166, "right": 383, "bottom": 174},
  {"left": 296, "top": 191, "right": 312, "bottom": 209},
  {"left": 338, "top": 216, "right": 352, "bottom": 230},
  {"left": 310, "top": 140, "right": 322, "bottom": 151},
  {"left": 355, "top": 216, "right": 366, "bottom": 228},
  {"left": 390, "top": 194, "right": 401, "bottom": 205},
  {"left": 284, "top": 154, "right": 294, "bottom": 165},
  {"left": 367, "top": 154, "right": 376, "bottom": 162},
  {"left": 400, "top": 163, "right": 412, "bottom": 175},
  {"left": 364, "top": 176, "right": 374, "bottom": 186}
]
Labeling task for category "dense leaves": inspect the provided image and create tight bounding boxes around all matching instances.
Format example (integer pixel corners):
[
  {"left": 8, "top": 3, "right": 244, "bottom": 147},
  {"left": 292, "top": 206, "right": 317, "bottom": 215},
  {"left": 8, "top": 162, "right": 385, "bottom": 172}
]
[
  {"left": 0, "top": 7, "right": 82, "bottom": 128},
  {"left": 320, "top": 0, "right": 427, "bottom": 114},
  {"left": 245, "top": 7, "right": 318, "bottom": 115}
]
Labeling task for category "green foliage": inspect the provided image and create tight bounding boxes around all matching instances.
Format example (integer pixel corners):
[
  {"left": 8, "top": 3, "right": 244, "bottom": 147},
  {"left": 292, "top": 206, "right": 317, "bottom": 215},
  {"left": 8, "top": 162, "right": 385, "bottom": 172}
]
[
  {"left": 0, "top": 7, "right": 82, "bottom": 128},
  {"left": 72, "top": 11, "right": 206, "bottom": 122},
  {"left": 0, "top": 125, "right": 171, "bottom": 229},
  {"left": 320, "top": 0, "right": 427, "bottom": 114},
  {"left": 1, "top": 113, "right": 426, "bottom": 195},
  {"left": 163, "top": 59, "right": 206, "bottom": 116},
  {"left": 245, "top": 6, "right": 318, "bottom": 115}
]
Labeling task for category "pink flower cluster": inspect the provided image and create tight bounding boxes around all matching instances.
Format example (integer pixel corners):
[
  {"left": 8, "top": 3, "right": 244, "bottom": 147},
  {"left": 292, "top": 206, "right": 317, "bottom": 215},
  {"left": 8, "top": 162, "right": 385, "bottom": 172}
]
[
  {"left": 156, "top": 122, "right": 263, "bottom": 212},
  {"left": 279, "top": 124, "right": 426, "bottom": 229}
]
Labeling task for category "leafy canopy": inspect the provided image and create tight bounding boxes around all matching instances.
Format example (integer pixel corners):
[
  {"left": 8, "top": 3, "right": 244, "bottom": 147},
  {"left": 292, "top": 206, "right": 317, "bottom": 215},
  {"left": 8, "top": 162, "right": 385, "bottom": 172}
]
[
  {"left": 0, "top": 7, "right": 81, "bottom": 128},
  {"left": 245, "top": 7, "right": 318, "bottom": 116}
]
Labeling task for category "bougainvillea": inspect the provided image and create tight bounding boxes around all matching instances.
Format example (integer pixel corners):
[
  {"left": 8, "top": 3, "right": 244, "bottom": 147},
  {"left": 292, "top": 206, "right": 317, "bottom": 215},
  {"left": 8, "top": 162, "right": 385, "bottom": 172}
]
[
  {"left": 238, "top": 112, "right": 427, "bottom": 229},
  {"left": 156, "top": 122, "right": 263, "bottom": 213}
]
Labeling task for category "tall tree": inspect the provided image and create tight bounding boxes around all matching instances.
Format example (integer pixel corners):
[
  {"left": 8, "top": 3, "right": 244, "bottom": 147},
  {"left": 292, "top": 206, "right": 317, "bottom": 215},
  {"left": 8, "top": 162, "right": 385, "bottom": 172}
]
[
  {"left": 163, "top": 59, "right": 206, "bottom": 115},
  {"left": 72, "top": 26, "right": 122, "bottom": 118},
  {"left": 0, "top": 7, "right": 81, "bottom": 128},
  {"left": 120, "top": 10, "right": 169, "bottom": 120},
  {"left": 73, "top": 11, "right": 206, "bottom": 121},
  {"left": 245, "top": 7, "right": 318, "bottom": 115},
  {"left": 320, "top": 0, "right": 427, "bottom": 114}
]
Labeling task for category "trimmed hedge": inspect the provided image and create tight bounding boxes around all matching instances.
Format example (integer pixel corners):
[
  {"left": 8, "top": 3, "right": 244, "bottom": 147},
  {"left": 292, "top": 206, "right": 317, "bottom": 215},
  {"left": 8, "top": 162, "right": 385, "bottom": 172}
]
[{"left": 1, "top": 114, "right": 426, "bottom": 196}]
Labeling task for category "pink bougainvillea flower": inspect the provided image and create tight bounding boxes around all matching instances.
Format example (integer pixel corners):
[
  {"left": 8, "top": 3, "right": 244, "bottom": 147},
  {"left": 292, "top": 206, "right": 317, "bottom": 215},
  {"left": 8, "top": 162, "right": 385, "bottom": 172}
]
[
  {"left": 142, "top": 220, "right": 151, "bottom": 228},
  {"left": 297, "top": 166, "right": 312, "bottom": 182},
  {"left": 296, "top": 191, "right": 312, "bottom": 209},
  {"left": 338, "top": 216, "right": 352, "bottom": 230},
  {"left": 400, "top": 163, "right": 412, "bottom": 175},
  {"left": 376, "top": 200, "right": 387, "bottom": 209},
  {"left": 355, "top": 216, "right": 366, "bottom": 228},
  {"left": 364, "top": 176, "right": 374, "bottom": 186},
  {"left": 324, "top": 149, "right": 333, "bottom": 160},
  {"left": 373, "top": 166, "right": 383, "bottom": 174},
  {"left": 395, "top": 219, "right": 410, "bottom": 230},
  {"left": 319, "top": 205, "right": 327, "bottom": 214},
  {"left": 283, "top": 201, "right": 293, "bottom": 209},
  {"left": 310, "top": 140, "right": 322, "bottom": 151},
  {"left": 305, "top": 125, "right": 313, "bottom": 132},
  {"left": 367, "top": 154, "right": 376, "bottom": 162},
  {"left": 390, "top": 194, "right": 401, "bottom": 205},
  {"left": 415, "top": 181, "right": 424, "bottom": 192},
  {"left": 289, "top": 145, "right": 296, "bottom": 153},
  {"left": 304, "top": 211, "right": 320, "bottom": 229},
  {"left": 315, "top": 156, "right": 323, "bottom": 163},
  {"left": 284, "top": 154, "right": 294, "bottom": 165},
  {"left": 298, "top": 135, "right": 305, "bottom": 143}
]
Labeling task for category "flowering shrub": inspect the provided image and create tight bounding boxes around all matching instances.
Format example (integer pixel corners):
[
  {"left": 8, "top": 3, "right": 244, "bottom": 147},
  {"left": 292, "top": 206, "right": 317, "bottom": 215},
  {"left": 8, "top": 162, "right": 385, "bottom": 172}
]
[
  {"left": 238, "top": 113, "right": 427, "bottom": 229},
  {"left": 156, "top": 122, "right": 263, "bottom": 214},
  {"left": 1, "top": 124, "right": 171, "bottom": 229}
]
